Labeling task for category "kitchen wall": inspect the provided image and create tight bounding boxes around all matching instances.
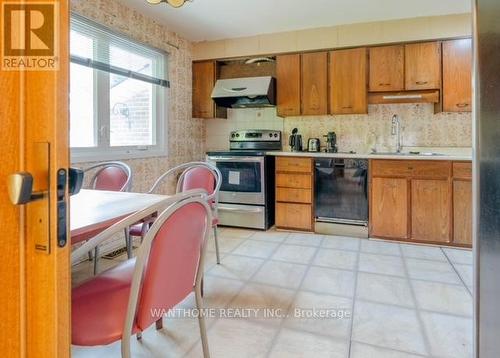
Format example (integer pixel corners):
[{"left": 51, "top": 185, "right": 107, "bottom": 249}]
[
  {"left": 193, "top": 13, "right": 471, "bottom": 60},
  {"left": 71, "top": 0, "right": 204, "bottom": 194},
  {"left": 205, "top": 104, "right": 472, "bottom": 153}
]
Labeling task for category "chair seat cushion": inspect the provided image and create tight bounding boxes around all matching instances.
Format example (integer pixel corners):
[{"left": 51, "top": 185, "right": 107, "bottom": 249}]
[
  {"left": 72, "top": 259, "right": 139, "bottom": 346},
  {"left": 129, "top": 223, "right": 144, "bottom": 237}
]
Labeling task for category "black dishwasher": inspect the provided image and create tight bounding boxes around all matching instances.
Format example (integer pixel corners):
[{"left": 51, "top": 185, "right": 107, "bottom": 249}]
[{"left": 314, "top": 159, "right": 368, "bottom": 225}]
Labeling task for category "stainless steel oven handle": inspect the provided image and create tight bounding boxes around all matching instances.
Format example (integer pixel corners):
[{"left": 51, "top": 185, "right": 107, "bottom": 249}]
[
  {"left": 219, "top": 206, "right": 263, "bottom": 214},
  {"left": 207, "top": 156, "right": 264, "bottom": 162}
]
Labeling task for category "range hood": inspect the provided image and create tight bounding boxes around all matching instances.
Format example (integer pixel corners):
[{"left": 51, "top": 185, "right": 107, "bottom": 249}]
[{"left": 211, "top": 76, "right": 276, "bottom": 108}]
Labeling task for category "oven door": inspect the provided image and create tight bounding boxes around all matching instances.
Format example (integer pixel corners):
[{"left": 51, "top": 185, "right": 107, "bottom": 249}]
[{"left": 207, "top": 156, "right": 265, "bottom": 205}]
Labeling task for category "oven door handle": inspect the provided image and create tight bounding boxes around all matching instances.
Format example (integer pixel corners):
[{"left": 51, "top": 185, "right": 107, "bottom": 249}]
[
  {"left": 208, "top": 156, "right": 264, "bottom": 162},
  {"left": 219, "top": 206, "right": 263, "bottom": 214}
]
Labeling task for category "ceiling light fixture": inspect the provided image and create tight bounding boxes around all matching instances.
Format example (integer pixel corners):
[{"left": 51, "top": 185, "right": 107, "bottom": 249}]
[{"left": 146, "top": 0, "right": 192, "bottom": 8}]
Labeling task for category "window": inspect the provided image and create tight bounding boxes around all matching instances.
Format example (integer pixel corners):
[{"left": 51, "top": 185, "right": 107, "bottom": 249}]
[{"left": 70, "top": 15, "right": 169, "bottom": 161}]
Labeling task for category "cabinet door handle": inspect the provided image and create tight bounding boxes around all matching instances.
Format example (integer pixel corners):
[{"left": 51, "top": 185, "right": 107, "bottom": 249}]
[
  {"left": 379, "top": 83, "right": 391, "bottom": 86},
  {"left": 342, "top": 106, "right": 353, "bottom": 109},
  {"left": 456, "top": 103, "right": 470, "bottom": 108},
  {"left": 415, "top": 81, "right": 428, "bottom": 85}
]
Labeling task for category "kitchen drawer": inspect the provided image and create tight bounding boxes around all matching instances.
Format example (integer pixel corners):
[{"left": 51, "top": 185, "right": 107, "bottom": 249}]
[
  {"left": 411, "top": 161, "right": 451, "bottom": 178},
  {"left": 276, "top": 157, "right": 313, "bottom": 173},
  {"left": 371, "top": 160, "right": 413, "bottom": 177},
  {"left": 276, "top": 187, "right": 312, "bottom": 204},
  {"left": 453, "top": 162, "right": 472, "bottom": 180},
  {"left": 276, "top": 203, "right": 313, "bottom": 231},
  {"left": 371, "top": 160, "right": 451, "bottom": 178},
  {"left": 276, "top": 173, "right": 312, "bottom": 189}
]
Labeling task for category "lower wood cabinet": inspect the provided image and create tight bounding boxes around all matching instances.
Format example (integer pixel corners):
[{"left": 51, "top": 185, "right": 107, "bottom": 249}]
[
  {"left": 370, "top": 177, "right": 408, "bottom": 239},
  {"left": 411, "top": 179, "right": 451, "bottom": 243},
  {"left": 276, "top": 203, "right": 313, "bottom": 230},
  {"left": 275, "top": 157, "right": 314, "bottom": 231},
  {"left": 370, "top": 160, "right": 472, "bottom": 247}
]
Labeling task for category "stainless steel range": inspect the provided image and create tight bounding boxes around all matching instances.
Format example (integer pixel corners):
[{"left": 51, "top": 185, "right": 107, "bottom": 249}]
[{"left": 207, "top": 130, "right": 281, "bottom": 230}]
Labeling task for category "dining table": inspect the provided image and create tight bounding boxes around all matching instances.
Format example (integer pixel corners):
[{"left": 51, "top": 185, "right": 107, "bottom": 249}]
[{"left": 70, "top": 189, "right": 169, "bottom": 238}]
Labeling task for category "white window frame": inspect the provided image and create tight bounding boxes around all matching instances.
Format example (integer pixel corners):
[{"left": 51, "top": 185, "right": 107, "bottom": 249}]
[{"left": 70, "top": 14, "right": 169, "bottom": 163}]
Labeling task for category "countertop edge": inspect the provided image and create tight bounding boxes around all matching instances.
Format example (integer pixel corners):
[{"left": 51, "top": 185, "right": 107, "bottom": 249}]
[{"left": 266, "top": 151, "right": 472, "bottom": 161}]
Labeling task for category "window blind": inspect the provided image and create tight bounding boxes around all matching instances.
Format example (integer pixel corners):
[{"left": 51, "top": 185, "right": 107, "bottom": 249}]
[{"left": 70, "top": 14, "right": 169, "bottom": 88}]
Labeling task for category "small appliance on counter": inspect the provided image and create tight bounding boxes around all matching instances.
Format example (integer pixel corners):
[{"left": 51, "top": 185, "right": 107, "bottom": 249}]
[
  {"left": 307, "top": 138, "right": 321, "bottom": 152},
  {"left": 324, "top": 131, "right": 338, "bottom": 153},
  {"left": 289, "top": 128, "right": 303, "bottom": 152}
]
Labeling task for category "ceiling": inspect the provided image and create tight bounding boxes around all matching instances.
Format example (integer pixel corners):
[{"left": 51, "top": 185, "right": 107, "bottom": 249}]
[{"left": 122, "top": 0, "right": 471, "bottom": 42}]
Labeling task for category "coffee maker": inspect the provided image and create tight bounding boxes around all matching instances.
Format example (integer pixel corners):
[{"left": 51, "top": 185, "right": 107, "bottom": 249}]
[
  {"left": 324, "top": 131, "right": 338, "bottom": 153},
  {"left": 289, "top": 128, "right": 303, "bottom": 152}
]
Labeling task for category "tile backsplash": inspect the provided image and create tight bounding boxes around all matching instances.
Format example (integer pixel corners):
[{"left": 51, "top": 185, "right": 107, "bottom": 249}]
[{"left": 205, "top": 104, "right": 472, "bottom": 153}]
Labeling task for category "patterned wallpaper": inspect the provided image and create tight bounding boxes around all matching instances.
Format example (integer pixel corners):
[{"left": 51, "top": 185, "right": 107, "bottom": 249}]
[
  {"left": 71, "top": 0, "right": 204, "bottom": 194},
  {"left": 205, "top": 104, "right": 472, "bottom": 153}
]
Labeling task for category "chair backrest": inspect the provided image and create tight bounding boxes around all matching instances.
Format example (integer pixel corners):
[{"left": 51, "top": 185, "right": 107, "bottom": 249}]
[
  {"left": 132, "top": 195, "right": 211, "bottom": 330},
  {"left": 179, "top": 166, "right": 215, "bottom": 197},
  {"left": 85, "top": 161, "right": 132, "bottom": 192}
]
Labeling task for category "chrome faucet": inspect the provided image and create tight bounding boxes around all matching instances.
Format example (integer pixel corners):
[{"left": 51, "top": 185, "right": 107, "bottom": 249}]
[{"left": 391, "top": 114, "right": 402, "bottom": 153}]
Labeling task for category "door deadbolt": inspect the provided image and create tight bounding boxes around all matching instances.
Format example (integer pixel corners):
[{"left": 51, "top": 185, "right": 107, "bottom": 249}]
[{"left": 7, "top": 172, "right": 46, "bottom": 205}]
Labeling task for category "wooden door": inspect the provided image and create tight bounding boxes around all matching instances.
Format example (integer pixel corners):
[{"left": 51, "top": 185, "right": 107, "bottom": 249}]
[
  {"left": 0, "top": 1, "right": 70, "bottom": 356},
  {"left": 192, "top": 61, "right": 216, "bottom": 118},
  {"left": 411, "top": 179, "right": 451, "bottom": 243},
  {"left": 370, "top": 177, "right": 409, "bottom": 239},
  {"left": 329, "top": 47, "right": 368, "bottom": 114},
  {"left": 443, "top": 39, "right": 472, "bottom": 112},
  {"left": 301, "top": 52, "right": 328, "bottom": 115},
  {"left": 405, "top": 42, "right": 442, "bottom": 90},
  {"left": 276, "top": 54, "right": 301, "bottom": 117},
  {"left": 369, "top": 45, "right": 405, "bottom": 92}
]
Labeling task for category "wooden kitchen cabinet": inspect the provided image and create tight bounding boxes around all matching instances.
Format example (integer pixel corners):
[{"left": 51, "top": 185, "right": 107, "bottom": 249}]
[
  {"left": 301, "top": 52, "right": 328, "bottom": 115},
  {"left": 369, "top": 45, "right": 405, "bottom": 92},
  {"left": 275, "top": 157, "right": 314, "bottom": 231},
  {"left": 405, "top": 42, "right": 442, "bottom": 90},
  {"left": 370, "top": 159, "right": 471, "bottom": 247},
  {"left": 411, "top": 179, "right": 451, "bottom": 243},
  {"left": 192, "top": 61, "right": 216, "bottom": 118},
  {"left": 329, "top": 47, "right": 368, "bottom": 114},
  {"left": 370, "top": 177, "right": 409, "bottom": 239},
  {"left": 276, "top": 54, "right": 301, "bottom": 117},
  {"left": 443, "top": 39, "right": 472, "bottom": 112},
  {"left": 453, "top": 162, "right": 472, "bottom": 246}
]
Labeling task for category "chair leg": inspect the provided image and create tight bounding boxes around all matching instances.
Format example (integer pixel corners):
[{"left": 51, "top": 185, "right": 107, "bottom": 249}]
[
  {"left": 213, "top": 225, "right": 221, "bottom": 265},
  {"left": 201, "top": 277, "right": 204, "bottom": 298},
  {"left": 155, "top": 318, "right": 163, "bottom": 330},
  {"left": 121, "top": 330, "right": 132, "bottom": 358},
  {"left": 88, "top": 250, "right": 93, "bottom": 261},
  {"left": 93, "top": 246, "right": 100, "bottom": 275},
  {"left": 195, "top": 284, "right": 210, "bottom": 358},
  {"left": 136, "top": 332, "right": 142, "bottom": 341},
  {"left": 124, "top": 227, "right": 132, "bottom": 259}
]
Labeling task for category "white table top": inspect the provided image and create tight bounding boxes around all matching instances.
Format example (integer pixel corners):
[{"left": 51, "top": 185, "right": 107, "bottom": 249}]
[{"left": 70, "top": 189, "right": 168, "bottom": 237}]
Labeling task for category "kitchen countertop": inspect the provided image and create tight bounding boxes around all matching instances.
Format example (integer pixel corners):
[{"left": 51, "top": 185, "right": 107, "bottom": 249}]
[{"left": 267, "top": 148, "right": 472, "bottom": 161}]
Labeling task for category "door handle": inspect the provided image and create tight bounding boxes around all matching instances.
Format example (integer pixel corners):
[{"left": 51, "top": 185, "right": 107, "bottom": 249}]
[{"left": 8, "top": 172, "right": 47, "bottom": 205}]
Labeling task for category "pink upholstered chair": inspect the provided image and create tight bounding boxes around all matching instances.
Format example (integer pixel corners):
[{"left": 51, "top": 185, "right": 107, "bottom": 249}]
[
  {"left": 72, "top": 161, "right": 132, "bottom": 274},
  {"left": 71, "top": 190, "right": 212, "bottom": 358},
  {"left": 128, "top": 162, "right": 222, "bottom": 264}
]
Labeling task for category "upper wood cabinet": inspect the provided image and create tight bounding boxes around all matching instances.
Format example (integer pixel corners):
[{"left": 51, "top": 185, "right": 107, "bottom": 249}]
[
  {"left": 405, "top": 42, "right": 442, "bottom": 90},
  {"left": 329, "top": 47, "right": 368, "bottom": 114},
  {"left": 192, "top": 61, "right": 216, "bottom": 118},
  {"left": 276, "top": 54, "right": 301, "bottom": 117},
  {"left": 369, "top": 45, "right": 405, "bottom": 92},
  {"left": 443, "top": 39, "right": 472, "bottom": 112},
  {"left": 301, "top": 52, "right": 328, "bottom": 116}
]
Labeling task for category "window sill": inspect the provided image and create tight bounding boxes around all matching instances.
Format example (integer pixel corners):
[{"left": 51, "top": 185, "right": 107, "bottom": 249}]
[{"left": 71, "top": 148, "right": 168, "bottom": 164}]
